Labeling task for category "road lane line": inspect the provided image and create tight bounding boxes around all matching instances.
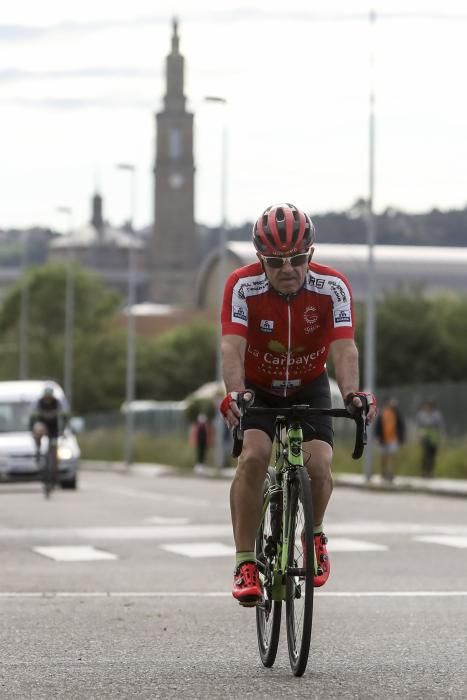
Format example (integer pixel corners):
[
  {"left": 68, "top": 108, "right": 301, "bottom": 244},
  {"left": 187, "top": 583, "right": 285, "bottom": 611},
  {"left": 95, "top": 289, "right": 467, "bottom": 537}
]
[
  {"left": 161, "top": 542, "right": 235, "bottom": 557},
  {"left": 0, "top": 524, "right": 233, "bottom": 540},
  {"left": 33, "top": 546, "right": 118, "bottom": 562},
  {"left": 90, "top": 484, "right": 215, "bottom": 508},
  {"left": 414, "top": 535, "right": 467, "bottom": 548},
  {"left": 328, "top": 538, "right": 388, "bottom": 552},
  {"left": 1, "top": 591, "right": 467, "bottom": 598}
]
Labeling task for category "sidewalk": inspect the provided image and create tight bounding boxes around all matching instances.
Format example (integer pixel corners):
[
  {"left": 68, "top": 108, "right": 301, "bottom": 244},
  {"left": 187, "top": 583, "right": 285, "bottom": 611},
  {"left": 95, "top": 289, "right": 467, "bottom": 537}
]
[
  {"left": 82, "top": 460, "right": 467, "bottom": 498},
  {"left": 334, "top": 472, "right": 467, "bottom": 498}
]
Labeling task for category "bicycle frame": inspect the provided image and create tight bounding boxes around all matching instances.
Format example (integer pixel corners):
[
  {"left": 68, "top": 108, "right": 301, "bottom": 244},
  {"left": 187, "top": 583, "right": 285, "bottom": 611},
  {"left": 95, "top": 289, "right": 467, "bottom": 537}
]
[{"left": 259, "top": 418, "right": 308, "bottom": 602}]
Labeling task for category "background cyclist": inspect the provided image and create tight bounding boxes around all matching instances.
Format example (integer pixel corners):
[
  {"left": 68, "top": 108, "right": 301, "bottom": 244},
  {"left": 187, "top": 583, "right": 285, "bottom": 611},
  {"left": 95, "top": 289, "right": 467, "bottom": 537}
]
[
  {"left": 30, "top": 385, "right": 69, "bottom": 483},
  {"left": 220, "top": 203, "right": 377, "bottom": 606}
]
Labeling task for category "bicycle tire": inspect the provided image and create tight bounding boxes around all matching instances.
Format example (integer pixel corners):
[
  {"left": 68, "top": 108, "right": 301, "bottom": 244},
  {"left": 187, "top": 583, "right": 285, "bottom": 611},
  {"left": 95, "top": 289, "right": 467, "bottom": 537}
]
[
  {"left": 255, "top": 467, "right": 282, "bottom": 667},
  {"left": 42, "top": 452, "right": 54, "bottom": 499},
  {"left": 285, "top": 468, "right": 314, "bottom": 676}
]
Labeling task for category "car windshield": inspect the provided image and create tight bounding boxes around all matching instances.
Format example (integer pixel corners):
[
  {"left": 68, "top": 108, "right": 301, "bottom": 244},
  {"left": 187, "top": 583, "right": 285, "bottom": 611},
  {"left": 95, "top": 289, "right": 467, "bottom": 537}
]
[{"left": 0, "top": 401, "right": 32, "bottom": 432}]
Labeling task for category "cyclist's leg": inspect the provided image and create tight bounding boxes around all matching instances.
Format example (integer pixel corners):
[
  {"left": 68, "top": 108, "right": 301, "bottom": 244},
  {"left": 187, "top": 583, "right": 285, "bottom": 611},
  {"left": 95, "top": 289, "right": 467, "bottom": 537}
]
[
  {"left": 302, "top": 438, "right": 333, "bottom": 528},
  {"left": 230, "top": 428, "right": 272, "bottom": 552}
]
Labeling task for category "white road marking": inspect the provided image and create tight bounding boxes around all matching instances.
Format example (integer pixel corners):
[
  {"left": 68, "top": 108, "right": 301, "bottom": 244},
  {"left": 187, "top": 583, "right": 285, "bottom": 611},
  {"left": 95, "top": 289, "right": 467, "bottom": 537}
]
[
  {"left": 1, "top": 591, "right": 467, "bottom": 599},
  {"left": 92, "top": 484, "right": 215, "bottom": 508},
  {"left": 161, "top": 542, "right": 235, "bottom": 558},
  {"left": 145, "top": 516, "right": 191, "bottom": 525},
  {"left": 328, "top": 538, "right": 388, "bottom": 552},
  {"left": 33, "top": 546, "right": 118, "bottom": 562},
  {"left": 414, "top": 535, "right": 467, "bottom": 549},
  {"left": 0, "top": 524, "right": 233, "bottom": 540},
  {"left": 327, "top": 522, "right": 467, "bottom": 536}
]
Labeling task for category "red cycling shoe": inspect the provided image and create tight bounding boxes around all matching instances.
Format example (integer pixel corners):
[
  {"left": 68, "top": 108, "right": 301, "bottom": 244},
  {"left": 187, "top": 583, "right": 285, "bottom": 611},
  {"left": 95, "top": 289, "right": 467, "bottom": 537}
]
[
  {"left": 301, "top": 531, "right": 331, "bottom": 587},
  {"left": 232, "top": 561, "right": 263, "bottom": 606}
]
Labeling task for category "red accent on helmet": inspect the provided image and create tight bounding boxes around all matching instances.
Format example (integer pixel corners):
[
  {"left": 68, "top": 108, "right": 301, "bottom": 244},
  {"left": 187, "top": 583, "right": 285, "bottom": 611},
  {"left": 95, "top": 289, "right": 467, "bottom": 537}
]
[{"left": 252, "top": 203, "right": 316, "bottom": 255}]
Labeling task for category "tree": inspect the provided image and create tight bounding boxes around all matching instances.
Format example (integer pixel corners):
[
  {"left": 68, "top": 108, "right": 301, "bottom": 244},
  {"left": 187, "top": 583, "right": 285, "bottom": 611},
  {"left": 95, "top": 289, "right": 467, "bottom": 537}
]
[
  {"left": 136, "top": 321, "right": 217, "bottom": 401},
  {"left": 355, "top": 289, "right": 467, "bottom": 387},
  {"left": 0, "top": 263, "right": 123, "bottom": 412}
]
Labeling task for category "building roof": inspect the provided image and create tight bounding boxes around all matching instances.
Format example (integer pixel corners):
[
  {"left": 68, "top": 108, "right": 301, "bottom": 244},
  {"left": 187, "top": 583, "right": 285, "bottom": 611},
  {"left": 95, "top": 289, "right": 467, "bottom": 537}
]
[
  {"left": 196, "top": 241, "right": 467, "bottom": 308},
  {"left": 50, "top": 224, "right": 143, "bottom": 250},
  {"left": 227, "top": 241, "right": 467, "bottom": 266}
]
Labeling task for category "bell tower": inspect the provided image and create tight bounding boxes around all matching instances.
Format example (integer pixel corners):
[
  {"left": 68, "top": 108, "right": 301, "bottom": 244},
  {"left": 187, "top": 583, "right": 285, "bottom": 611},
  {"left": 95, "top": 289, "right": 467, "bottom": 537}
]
[{"left": 150, "top": 18, "right": 196, "bottom": 304}]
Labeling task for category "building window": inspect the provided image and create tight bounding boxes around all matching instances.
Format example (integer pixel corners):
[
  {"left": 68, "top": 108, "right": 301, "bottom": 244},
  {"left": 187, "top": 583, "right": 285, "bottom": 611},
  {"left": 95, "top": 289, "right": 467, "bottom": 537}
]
[{"left": 169, "top": 128, "right": 182, "bottom": 160}]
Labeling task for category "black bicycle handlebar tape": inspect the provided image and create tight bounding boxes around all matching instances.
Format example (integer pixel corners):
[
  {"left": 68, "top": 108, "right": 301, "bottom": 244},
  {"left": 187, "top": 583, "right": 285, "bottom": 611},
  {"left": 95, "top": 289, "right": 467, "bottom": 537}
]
[{"left": 231, "top": 391, "right": 256, "bottom": 458}]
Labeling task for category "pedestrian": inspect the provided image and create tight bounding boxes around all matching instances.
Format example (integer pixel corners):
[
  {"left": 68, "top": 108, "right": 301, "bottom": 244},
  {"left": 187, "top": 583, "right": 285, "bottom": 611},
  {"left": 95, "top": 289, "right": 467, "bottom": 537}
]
[
  {"left": 190, "top": 413, "right": 211, "bottom": 474},
  {"left": 374, "top": 397, "right": 405, "bottom": 482},
  {"left": 416, "top": 399, "right": 444, "bottom": 478}
]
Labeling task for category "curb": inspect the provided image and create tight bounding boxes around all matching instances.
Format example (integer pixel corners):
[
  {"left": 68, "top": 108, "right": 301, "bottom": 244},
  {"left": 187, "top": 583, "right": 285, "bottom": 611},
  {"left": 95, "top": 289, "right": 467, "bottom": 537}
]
[
  {"left": 334, "top": 474, "right": 467, "bottom": 499},
  {"left": 81, "top": 460, "right": 467, "bottom": 498}
]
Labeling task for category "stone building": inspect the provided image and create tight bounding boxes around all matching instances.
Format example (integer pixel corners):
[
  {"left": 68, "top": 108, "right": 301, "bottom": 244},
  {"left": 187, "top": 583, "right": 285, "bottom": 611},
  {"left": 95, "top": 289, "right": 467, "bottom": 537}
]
[
  {"left": 149, "top": 18, "right": 197, "bottom": 305},
  {"left": 49, "top": 192, "right": 147, "bottom": 301}
]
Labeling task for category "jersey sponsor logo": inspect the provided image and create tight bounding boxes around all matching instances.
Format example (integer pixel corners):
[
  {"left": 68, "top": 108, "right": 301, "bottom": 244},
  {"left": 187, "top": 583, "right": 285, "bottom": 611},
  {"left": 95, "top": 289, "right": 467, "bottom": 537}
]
[
  {"left": 232, "top": 304, "right": 247, "bottom": 323},
  {"left": 308, "top": 275, "right": 325, "bottom": 289},
  {"left": 260, "top": 319, "right": 274, "bottom": 333},
  {"left": 263, "top": 345, "right": 326, "bottom": 366},
  {"left": 327, "top": 279, "right": 348, "bottom": 303},
  {"left": 334, "top": 309, "right": 352, "bottom": 325},
  {"left": 271, "top": 379, "right": 302, "bottom": 390},
  {"left": 304, "top": 305, "right": 318, "bottom": 325}
]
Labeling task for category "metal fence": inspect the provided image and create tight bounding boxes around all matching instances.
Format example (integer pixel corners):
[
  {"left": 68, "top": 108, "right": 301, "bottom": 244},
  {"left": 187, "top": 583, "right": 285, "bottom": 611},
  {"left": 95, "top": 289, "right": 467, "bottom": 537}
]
[{"left": 79, "top": 382, "right": 467, "bottom": 440}]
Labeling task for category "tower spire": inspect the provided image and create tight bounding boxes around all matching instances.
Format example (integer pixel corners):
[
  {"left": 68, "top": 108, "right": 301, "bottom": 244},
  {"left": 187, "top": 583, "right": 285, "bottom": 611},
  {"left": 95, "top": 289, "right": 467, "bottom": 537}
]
[
  {"left": 171, "top": 16, "right": 179, "bottom": 53},
  {"left": 164, "top": 15, "right": 185, "bottom": 111}
]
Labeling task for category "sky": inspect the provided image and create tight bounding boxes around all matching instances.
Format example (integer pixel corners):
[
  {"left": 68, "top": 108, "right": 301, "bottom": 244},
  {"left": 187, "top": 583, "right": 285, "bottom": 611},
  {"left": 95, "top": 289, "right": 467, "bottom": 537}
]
[{"left": 1, "top": 0, "right": 466, "bottom": 232}]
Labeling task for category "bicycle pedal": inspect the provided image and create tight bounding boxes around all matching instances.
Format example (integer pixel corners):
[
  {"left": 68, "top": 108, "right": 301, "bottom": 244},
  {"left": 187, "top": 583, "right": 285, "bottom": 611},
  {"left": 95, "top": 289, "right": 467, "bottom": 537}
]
[{"left": 239, "top": 600, "right": 259, "bottom": 608}]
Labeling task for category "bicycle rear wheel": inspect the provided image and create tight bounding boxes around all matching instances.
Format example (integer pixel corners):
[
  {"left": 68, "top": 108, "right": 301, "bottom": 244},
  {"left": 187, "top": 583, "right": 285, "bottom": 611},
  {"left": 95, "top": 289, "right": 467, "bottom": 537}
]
[
  {"left": 285, "top": 467, "right": 314, "bottom": 676},
  {"left": 255, "top": 468, "right": 282, "bottom": 667}
]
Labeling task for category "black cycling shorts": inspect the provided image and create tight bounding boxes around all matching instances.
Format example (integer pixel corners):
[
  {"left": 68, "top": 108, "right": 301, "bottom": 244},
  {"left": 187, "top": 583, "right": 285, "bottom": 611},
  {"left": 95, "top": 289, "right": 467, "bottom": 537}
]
[{"left": 244, "top": 371, "right": 334, "bottom": 447}]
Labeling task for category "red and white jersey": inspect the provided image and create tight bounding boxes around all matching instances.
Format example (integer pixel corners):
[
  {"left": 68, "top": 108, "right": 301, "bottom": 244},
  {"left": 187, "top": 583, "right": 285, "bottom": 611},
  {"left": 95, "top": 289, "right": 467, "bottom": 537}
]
[{"left": 221, "top": 260, "right": 355, "bottom": 397}]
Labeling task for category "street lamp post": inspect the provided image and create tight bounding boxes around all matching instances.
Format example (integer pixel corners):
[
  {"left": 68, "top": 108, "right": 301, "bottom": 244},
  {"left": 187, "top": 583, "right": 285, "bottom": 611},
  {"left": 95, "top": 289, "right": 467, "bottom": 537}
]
[
  {"left": 204, "top": 96, "right": 228, "bottom": 474},
  {"left": 363, "top": 9, "right": 377, "bottom": 480},
  {"left": 18, "top": 229, "right": 30, "bottom": 379},
  {"left": 116, "top": 163, "right": 137, "bottom": 468},
  {"left": 57, "top": 206, "right": 74, "bottom": 410}
]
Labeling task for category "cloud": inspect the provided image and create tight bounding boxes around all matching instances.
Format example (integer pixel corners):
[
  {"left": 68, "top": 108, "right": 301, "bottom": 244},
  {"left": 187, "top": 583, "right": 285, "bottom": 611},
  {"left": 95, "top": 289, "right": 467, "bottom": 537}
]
[
  {"left": 0, "top": 96, "right": 156, "bottom": 110},
  {"left": 0, "top": 67, "right": 159, "bottom": 82},
  {"left": 1, "top": 10, "right": 465, "bottom": 44}
]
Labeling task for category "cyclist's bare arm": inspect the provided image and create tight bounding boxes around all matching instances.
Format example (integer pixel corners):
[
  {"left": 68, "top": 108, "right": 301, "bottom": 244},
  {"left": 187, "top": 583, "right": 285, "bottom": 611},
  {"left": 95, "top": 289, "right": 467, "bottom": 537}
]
[
  {"left": 221, "top": 334, "right": 249, "bottom": 428},
  {"left": 330, "top": 338, "right": 377, "bottom": 423},
  {"left": 329, "top": 338, "right": 359, "bottom": 398}
]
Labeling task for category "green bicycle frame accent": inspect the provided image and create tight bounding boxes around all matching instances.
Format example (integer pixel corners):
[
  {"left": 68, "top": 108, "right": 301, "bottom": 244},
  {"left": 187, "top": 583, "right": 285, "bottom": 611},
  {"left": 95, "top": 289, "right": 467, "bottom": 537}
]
[
  {"left": 258, "top": 423, "right": 303, "bottom": 601},
  {"left": 259, "top": 421, "right": 317, "bottom": 602}
]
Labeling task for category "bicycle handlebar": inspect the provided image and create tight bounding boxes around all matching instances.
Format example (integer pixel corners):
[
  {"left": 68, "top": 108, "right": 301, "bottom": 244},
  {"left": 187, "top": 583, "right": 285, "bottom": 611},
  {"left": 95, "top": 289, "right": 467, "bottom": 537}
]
[{"left": 232, "top": 399, "right": 367, "bottom": 461}]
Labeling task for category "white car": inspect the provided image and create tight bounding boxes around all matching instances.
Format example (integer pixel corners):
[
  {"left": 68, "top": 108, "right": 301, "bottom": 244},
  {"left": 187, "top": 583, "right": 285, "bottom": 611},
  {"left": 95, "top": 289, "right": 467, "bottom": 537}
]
[{"left": 0, "top": 380, "right": 80, "bottom": 489}]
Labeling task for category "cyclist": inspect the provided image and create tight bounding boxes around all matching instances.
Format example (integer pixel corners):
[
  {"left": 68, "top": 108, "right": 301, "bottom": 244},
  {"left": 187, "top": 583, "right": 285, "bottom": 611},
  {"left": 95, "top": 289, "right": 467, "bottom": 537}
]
[
  {"left": 220, "top": 203, "right": 377, "bottom": 605},
  {"left": 30, "top": 385, "right": 69, "bottom": 484}
]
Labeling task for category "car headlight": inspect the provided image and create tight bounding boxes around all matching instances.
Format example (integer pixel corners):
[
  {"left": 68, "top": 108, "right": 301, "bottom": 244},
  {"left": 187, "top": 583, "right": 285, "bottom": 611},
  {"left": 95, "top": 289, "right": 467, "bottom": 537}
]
[{"left": 57, "top": 446, "right": 73, "bottom": 460}]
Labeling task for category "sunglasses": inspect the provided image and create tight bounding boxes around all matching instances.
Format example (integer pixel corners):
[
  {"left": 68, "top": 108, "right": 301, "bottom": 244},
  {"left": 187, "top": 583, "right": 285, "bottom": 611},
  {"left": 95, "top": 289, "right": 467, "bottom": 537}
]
[{"left": 260, "top": 250, "right": 311, "bottom": 269}]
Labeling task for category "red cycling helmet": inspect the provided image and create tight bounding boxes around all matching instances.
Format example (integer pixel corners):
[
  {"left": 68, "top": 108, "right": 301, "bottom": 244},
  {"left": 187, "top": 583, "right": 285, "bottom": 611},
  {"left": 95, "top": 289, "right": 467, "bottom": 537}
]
[{"left": 252, "top": 203, "right": 316, "bottom": 256}]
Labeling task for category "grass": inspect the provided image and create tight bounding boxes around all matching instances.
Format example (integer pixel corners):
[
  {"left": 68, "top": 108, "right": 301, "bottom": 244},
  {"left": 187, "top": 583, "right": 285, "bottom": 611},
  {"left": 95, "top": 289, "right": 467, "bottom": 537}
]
[
  {"left": 332, "top": 438, "right": 467, "bottom": 480},
  {"left": 79, "top": 429, "right": 219, "bottom": 470},
  {"left": 79, "top": 428, "right": 467, "bottom": 480}
]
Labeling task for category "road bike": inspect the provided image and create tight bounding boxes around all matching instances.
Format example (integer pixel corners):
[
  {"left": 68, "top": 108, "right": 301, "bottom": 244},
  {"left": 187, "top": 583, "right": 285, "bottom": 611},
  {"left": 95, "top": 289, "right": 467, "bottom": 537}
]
[
  {"left": 39, "top": 438, "right": 58, "bottom": 499},
  {"left": 232, "top": 396, "right": 367, "bottom": 677}
]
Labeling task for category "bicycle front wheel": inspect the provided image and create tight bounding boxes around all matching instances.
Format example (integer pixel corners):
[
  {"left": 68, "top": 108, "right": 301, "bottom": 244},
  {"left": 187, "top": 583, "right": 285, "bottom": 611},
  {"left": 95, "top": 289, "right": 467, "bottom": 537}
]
[
  {"left": 42, "top": 454, "right": 54, "bottom": 499},
  {"left": 255, "top": 467, "right": 282, "bottom": 668},
  {"left": 285, "top": 467, "right": 314, "bottom": 676}
]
